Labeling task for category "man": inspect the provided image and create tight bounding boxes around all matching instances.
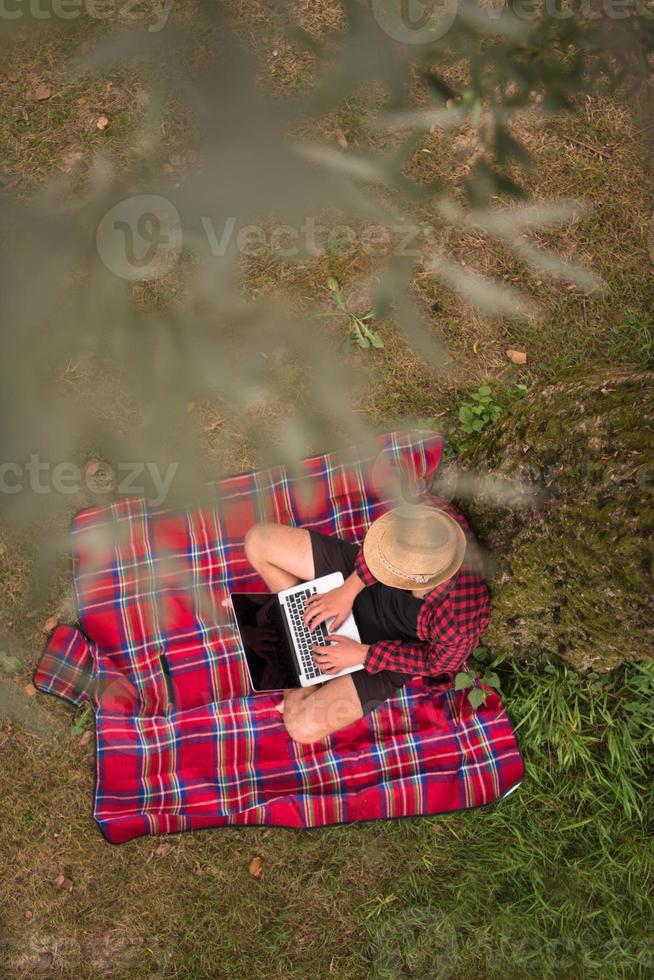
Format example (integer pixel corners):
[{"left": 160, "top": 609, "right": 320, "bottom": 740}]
[{"left": 244, "top": 498, "right": 490, "bottom": 744}]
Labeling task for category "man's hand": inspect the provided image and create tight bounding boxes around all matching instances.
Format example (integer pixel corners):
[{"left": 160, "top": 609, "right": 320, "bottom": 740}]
[
  {"left": 304, "top": 582, "right": 356, "bottom": 632},
  {"left": 312, "top": 635, "right": 369, "bottom": 674}
]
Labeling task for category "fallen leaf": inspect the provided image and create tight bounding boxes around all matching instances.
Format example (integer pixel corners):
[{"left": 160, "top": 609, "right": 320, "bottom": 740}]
[
  {"left": 35, "top": 952, "right": 54, "bottom": 973},
  {"left": 5, "top": 73, "right": 18, "bottom": 83},
  {"left": 505, "top": 349, "right": 527, "bottom": 365},
  {"left": 335, "top": 128, "right": 348, "bottom": 149},
  {"left": 53, "top": 874, "right": 65, "bottom": 888},
  {"left": 25, "top": 908, "right": 33, "bottom": 919},
  {"left": 42, "top": 614, "right": 60, "bottom": 634},
  {"left": 193, "top": 863, "right": 204, "bottom": 876},
  {"left": 154, "top": 842, "right": 173, "bottom": 858},
  {"left": 31, "top": 84, "right": 52, "bottom": 101},
  {"left": 24, "top": 682, "right": 37, "bottom": 698},
  {"left": 248, "top": 856, "right": 263, "bottom": 878},
  {"left": 96, "top": 115, "right": 109, "bottom": 131},
  {"left": 84, "top": 458, "right": 100, "bottom": 477},
  {"left": 80, "top": 730, "right": 93, "bottom": 746},
  {"left": 54, "top": 874, "right": 73, "bottom": 892},
  {"left": 76, "top": 97, "right": 86, "bottom": 106}
]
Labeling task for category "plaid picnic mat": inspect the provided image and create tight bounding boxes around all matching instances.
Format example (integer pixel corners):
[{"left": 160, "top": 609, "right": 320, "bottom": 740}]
[{"left": 34, "top": 430, "right": 524, "bottom": 843}]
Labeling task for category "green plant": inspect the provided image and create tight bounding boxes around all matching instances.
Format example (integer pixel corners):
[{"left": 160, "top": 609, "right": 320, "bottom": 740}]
[
  {"left": 325, "top": 276, "right": 384, "bottom": 353},
  {"left": 458, "top": 385, "right": 502, "bottom": 439},
  {"left": 69, "top": 705, "right": 92, "bottom": 738},
  {"left": 454, "top": 646, "right": 503, "bottom": 708},
  {"left": 449, "top": 381, "right": 529, "bottom": 454}
]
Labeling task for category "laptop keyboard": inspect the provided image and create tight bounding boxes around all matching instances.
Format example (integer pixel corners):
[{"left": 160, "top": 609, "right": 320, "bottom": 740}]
[{"left": 286, "top": 587, "right": 330, "bottom": 680}]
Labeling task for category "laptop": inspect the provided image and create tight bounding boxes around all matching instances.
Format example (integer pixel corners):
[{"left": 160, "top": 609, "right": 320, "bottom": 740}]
[{"left": 230, "top": 572, "right": 364, "bottom": 691}]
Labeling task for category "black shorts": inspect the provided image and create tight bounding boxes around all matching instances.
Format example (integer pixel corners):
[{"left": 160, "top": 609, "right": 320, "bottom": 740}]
[{"left": 308, "top": 529, "right": 413, "bottom": 715}]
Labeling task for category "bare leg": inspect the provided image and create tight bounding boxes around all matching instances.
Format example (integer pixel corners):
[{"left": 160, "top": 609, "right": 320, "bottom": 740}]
[
  {"left": 244, "top": 521, "right": 362, "bottom": 738},
  {"left": 280, "top": 674, "right": 364, "bottom": 744},
  {"left": 244, "top": 523, "right": 315, "bottom": 593}
]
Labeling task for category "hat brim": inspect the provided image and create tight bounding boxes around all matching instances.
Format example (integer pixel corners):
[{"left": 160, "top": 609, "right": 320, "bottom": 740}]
[{"left": 362, "top": 508, "right": 467, "bottom": 591}]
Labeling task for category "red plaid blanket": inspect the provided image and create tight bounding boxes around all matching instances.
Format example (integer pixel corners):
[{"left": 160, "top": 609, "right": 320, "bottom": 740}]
[{"left": 34, "top": 430, "right": 524, "bottom": 843}]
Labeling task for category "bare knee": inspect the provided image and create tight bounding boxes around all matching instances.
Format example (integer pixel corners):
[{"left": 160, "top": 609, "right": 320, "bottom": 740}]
[
  {"left": 244, "top": 523, "right": 272, "bottom": 563},
  {"left": 284, "top": 713, "right": 320, "bottom": 745},
  {"left": 283, "top": 689, "right": 322, "bottom": 744}
]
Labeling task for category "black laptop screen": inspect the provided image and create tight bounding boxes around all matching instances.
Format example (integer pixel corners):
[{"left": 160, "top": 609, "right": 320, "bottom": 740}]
[{"left": 231, "top": 592, "right": 296, "bottom": 691}]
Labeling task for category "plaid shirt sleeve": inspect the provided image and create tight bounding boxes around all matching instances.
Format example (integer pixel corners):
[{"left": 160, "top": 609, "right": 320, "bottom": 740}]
[
  {"left": 364, "top": 626, "right": 473, "bottom": 676},
  {"left": 354, "top": 545, "right": 378, "bottom": 588}
]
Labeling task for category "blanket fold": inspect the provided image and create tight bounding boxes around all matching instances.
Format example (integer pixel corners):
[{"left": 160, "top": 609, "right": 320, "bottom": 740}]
[{"left": 34, "top": 430, "right": 524, "bottom": 843}]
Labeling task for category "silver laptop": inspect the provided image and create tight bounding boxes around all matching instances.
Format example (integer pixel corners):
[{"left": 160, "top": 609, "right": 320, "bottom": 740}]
[{"left": 231, "top": 572, "right": 363, "bottom": 691}]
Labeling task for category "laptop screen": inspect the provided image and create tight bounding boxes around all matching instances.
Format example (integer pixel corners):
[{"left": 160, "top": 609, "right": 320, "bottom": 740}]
[{"left": 231, "top": 592, "right": 296, "bottom": 691}]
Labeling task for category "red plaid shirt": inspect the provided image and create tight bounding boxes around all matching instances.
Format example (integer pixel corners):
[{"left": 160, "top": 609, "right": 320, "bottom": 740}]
[{"left": 354, "top": 497, "right": 490, "bottom": 677}]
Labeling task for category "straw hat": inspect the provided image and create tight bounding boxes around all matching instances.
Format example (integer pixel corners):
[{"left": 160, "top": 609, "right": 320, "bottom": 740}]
[{"left": 362, "top": 503, "right": 466, "bottom": 591}]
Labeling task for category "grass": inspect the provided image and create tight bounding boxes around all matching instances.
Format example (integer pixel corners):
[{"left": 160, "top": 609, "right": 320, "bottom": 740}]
[
  {"left": 0, "top": 2, "right": 653, "bottom": 978},
  {"left": 2, "top": 658, "right": 652, "bottom": 977}
]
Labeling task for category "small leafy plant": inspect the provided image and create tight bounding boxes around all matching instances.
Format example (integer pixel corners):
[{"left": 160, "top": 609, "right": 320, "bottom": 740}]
[
  {"left": 325, "top": 276, "right": 384, "bottom": 353},
  {"left": 455, "top": 646, "right": 503, "bottom": 709},
  {"left": 458, "top": 385, "right": 502, "bottom": 435},
  {"left": 448, "top": 381, "right": 528, "bottom": 455}
]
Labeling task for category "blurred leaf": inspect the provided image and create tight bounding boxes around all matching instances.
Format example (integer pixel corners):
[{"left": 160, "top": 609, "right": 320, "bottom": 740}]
[
  {"left": 468, "top": 687, "right": 488, "bottom": 709},
  {"left": 455, "top": 671, "right": 474, "bottom": 690},
  {"left": 0, "top": 653, "right": 21, "bottom": 675}
]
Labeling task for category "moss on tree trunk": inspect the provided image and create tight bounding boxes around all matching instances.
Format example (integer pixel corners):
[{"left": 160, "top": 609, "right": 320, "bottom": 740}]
[{"left": 434, "top": 367, "right": 654, "bottom": 671}]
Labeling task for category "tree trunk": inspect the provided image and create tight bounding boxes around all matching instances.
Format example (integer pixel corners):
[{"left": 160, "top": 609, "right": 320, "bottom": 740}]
[{"left": 433, "top": 368, "right": 654, "bottom": 671}]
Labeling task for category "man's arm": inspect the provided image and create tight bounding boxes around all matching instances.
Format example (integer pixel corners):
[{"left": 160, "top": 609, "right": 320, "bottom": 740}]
[{"left": 365, "top": 635, "right": 472, "bottom": 676}]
